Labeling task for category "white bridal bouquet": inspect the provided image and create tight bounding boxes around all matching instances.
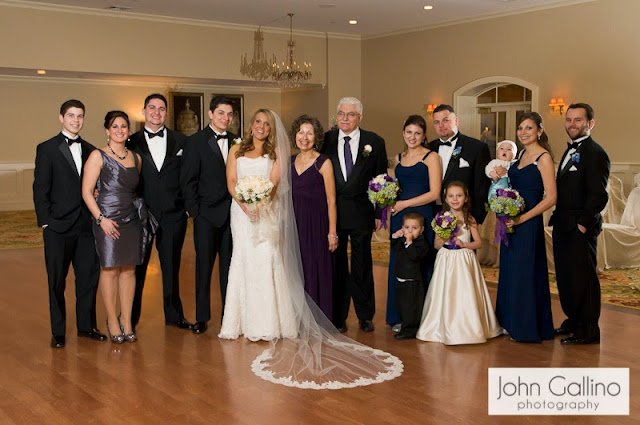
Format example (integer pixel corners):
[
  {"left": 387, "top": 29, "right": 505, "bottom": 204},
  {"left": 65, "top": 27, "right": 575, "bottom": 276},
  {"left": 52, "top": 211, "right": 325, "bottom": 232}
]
[{"left": 235, "top": 175, "right": 274, "bottom": 221}]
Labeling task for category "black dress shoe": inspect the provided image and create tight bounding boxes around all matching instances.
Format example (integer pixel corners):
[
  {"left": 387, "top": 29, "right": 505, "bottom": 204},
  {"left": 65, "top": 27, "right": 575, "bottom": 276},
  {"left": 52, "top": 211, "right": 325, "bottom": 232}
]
[
  {"left": 359, "top": 320, "right": 374, "bottom": 332},
  {"left": 192, "top": 321, "right": 208, "bottom": 334},
  {"left": 77, "top": 329, "right": 107, "bottom": 341},
  {"left": 561, "top": 336, "right": 600, "bottom": 345},
  {"left": 394, "top": 332, "right": 415, "bottom": 340},
  {"left": 335, "top": 323, "right": 347, "bottom": 333},
  {"left": 51, "top": 336, "right": 65, "bottom": 348},
  {"left": 166, "top": 319, "right": 195, "bottom": 330},
  {"left": 554, "top": 327, "right": 572, "bottom": 336}
]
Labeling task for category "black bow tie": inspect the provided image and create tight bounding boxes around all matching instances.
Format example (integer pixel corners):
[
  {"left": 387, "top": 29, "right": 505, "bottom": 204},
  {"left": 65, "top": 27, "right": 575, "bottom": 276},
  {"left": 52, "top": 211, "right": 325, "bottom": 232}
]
[
  {"left": 438, "top": 135, "right": 458, "bottom": 147},
  {"left": 567, "top": 141, "right": 581, "bottom": 150},
  {"left": 65, "top": 137, "right": 78, "bottom": 146},
  {"left": 215, "top": 133, "right": 228, "bottom": 141},
  {"left": 145, "top": 128, "right": 164, "bottom": 139}
]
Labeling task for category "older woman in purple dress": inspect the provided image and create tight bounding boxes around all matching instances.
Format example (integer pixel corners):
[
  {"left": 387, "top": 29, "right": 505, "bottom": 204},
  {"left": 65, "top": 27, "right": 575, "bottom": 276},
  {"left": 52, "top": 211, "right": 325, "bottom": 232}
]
[{"left": 290, "top": 115, "right": 338, "bottom": 320}]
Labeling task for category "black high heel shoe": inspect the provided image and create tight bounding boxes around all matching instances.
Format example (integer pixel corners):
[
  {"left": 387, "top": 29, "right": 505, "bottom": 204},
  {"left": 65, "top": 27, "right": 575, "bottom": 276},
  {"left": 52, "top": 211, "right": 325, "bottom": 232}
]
[{"left": 106, "top": 319, "right": 124, "bottom": 344}]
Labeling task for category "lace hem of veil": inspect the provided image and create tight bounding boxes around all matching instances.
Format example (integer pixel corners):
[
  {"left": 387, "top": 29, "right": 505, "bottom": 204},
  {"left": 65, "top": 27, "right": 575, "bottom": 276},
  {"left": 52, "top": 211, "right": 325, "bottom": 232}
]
[{"left": 252, "top": 343, "right": 403, "bottom": 390}]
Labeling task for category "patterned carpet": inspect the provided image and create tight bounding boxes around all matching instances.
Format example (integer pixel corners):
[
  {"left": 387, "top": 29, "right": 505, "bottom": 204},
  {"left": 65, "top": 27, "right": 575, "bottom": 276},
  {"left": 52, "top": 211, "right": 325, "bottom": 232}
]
[
  {"left": 371, "top": 242, "right": 640, "bottom": 311},
  {"left": 3, "top": 211, "right": 639, "bottom": 310}
]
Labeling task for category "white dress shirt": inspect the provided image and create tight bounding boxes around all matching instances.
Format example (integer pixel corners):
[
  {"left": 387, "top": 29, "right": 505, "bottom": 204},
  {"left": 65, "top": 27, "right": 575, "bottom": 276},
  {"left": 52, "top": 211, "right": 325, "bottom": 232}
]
[
  {"left": 560, "top": 134, "right": 589, "bottom": 170},
  {"left": 210, "top": 125, "right": 228, "bottom": 164},
  {"left": 437, "top": 133, "right": 459, "bottom": 179},
  {"left": 337, "top": 128, "right": 360, "bottom": 181},
  {"left": 62, "top": 130, "right": 82, "bottom": 175},
  {"left": 145, "top": 126, "right": 167, "bottom": 172}
]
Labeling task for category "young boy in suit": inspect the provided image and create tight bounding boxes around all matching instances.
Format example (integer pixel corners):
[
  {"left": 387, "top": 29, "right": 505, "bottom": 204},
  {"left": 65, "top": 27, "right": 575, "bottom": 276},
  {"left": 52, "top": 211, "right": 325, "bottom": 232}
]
[{"left": 391, "top": 212, "right": 429, "bottom": 340}]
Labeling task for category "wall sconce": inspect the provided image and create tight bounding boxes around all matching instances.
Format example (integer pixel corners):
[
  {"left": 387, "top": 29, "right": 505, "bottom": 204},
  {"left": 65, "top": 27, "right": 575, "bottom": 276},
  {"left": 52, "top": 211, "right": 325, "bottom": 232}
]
[
  {"left": 549, "top": 97, "right": 566, "bottom": 114},
  {"left": 425, "top": 104, "right": 437, "bottom": 116}
]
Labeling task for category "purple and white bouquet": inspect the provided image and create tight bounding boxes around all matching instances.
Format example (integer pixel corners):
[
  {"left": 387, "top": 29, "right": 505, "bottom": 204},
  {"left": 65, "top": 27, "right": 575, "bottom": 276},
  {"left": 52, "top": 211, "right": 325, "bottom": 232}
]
[
  {"left": 488, "top": 187, "right": 525, "bottom": 246},
  {"left": 236, "top": 175, "right": 274, "bottom": 221},
  {"left": 367, "top": 173, "right": 400, "bottom": 229},
  {"left": 431, "top": 211, "right": 459, "bottom": 249}
]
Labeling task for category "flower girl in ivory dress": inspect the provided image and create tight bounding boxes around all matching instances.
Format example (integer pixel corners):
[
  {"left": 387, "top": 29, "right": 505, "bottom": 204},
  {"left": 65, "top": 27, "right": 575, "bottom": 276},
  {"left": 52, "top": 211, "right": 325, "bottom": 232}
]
[{"left": 416, "top": 181, "right": 502, "bottom": 345}]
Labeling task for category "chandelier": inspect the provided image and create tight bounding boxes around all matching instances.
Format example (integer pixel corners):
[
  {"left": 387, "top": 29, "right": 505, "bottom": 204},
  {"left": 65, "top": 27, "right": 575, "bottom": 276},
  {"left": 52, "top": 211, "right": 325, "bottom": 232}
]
[
  {"left": 272, "top": 13, "right": 312, "bottom": 87},
  {"left": 240, "top": 27, "right": 275, "bottom": 81}
]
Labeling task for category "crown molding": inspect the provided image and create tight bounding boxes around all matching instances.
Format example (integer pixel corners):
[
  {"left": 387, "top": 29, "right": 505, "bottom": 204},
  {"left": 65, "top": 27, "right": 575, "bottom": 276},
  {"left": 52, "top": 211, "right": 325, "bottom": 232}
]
[
  {"left": 0, "top": 74, "right": 283, "bottom": 93},
  {"left": 1, "top": 0, "right": 362, "bottom": 39},
  {"left": 362, "top": 0, "right": 596, "bottom": 40}
]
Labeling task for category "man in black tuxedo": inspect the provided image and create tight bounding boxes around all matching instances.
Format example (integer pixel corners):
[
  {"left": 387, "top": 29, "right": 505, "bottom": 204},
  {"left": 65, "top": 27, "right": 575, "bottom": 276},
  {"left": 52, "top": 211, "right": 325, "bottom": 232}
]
[
  {"left": 550, "top": 103, "right": 610, "bottom": 345},
  {"left": 322, "top": 97, "right": 388, "bottom": 332},
  {"left": 127, "top": 94, "right": 193, "bottom": 331},
  {"left": 180, "top": 95, "right": 237, "bottom": 334},
  {"left": 427, "top": 105, "right": 491, "bottom": 224},
  {"left": 33, "top": 99, "right": 106, "bottom": 348}
]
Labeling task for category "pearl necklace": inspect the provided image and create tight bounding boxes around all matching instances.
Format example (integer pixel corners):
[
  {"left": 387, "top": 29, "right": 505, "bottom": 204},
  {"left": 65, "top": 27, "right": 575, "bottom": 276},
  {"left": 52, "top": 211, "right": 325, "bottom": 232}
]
[{"left": 108, "top": 143, "right": 128, "bottom": 160}]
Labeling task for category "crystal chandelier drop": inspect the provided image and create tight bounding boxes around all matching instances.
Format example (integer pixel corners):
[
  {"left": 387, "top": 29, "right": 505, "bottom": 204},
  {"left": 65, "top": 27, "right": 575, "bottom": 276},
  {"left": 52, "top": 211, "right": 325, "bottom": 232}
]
[
  {"left": 272, "top": 13, "right": 312, "bottom": 87},
  {"left": 240, "top": 27, "right": 275, "bottom": 81}
]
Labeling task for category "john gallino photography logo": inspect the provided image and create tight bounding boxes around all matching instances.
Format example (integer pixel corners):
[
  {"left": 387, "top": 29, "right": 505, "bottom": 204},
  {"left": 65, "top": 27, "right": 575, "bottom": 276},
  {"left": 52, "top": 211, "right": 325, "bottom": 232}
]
[{"left": 488, "top": 368, "right": 629, "bottom": 415}]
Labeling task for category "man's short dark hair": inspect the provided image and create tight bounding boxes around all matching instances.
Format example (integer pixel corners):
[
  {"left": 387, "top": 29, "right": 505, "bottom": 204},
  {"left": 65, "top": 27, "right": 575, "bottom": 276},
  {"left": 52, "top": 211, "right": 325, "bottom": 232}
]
[
  {"left": 210, "top": 95, "right": 233, "bottom": 112},
  {"left": 403, "top": 211, "right": 424, "bottom": 227},
  {"left": 144, "top": 93, "right": 167, "bottom": 108},
  {"left": 433, "top": 104, "right": 455, "bottom": 115},
  {"left": 567, "top": 103, "right": 594, "bottom": 121},
  {"left": 60, "top": 99, "right": 85, "bottom": 116}
]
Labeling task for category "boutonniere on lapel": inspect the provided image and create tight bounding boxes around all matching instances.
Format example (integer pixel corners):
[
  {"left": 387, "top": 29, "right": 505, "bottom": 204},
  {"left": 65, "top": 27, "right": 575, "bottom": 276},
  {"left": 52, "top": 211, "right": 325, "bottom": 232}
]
[
  {"left": 571, "top": 152, "right": 580, "bottom": 163},
  {"left": 231, "top": 137, "right": 242, "bottom": 147},
  {"left": 451, "top": 146, "right": 462, "bottom": 160},
  {"left": 362, "top": 144, "right": 373, "bottom": 158}
]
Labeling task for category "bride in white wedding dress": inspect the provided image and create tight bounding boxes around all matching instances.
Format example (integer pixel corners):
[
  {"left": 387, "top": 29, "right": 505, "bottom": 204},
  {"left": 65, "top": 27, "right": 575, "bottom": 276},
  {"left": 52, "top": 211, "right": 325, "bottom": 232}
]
[
  {"left": 218, "top": 109, "right": 403, "bottom": 389},
  {"left": 219, "top": 110, "right": 298, "bottom": 340}
]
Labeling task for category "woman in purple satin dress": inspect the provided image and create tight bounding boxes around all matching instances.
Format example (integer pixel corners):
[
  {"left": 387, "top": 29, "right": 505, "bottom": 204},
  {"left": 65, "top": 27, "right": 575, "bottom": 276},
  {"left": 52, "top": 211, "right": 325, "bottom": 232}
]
[{"left": 290, "top": 115, "right": 338, "bottom": 321}]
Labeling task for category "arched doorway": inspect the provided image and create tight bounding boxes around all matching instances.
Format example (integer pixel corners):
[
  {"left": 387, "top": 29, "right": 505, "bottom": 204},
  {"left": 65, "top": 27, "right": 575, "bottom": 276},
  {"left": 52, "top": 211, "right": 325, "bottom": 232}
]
[{"left": 453, "top": 77, "right": 538, "bottom": 158}]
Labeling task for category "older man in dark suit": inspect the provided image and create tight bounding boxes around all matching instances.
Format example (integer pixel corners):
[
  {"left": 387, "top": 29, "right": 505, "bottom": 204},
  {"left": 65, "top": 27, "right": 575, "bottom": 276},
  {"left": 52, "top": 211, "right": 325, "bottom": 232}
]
[
  {"left": 180, "top": 95, "right": 237, "bottom": 334},
  {"left": 322, "top": 97, "right": 388, "bottom": 332},
  {"left": 127, "top": 94, "right": 193, "bottom": 331},
  {"left": 427, "top": 104, "right": 491, "bottom": 224},
  {"left": 33, "top": 99, "right": 105, "bottom": 348},
  {"left": 551, "top": 103, "right": 610, "bottom": 345}
]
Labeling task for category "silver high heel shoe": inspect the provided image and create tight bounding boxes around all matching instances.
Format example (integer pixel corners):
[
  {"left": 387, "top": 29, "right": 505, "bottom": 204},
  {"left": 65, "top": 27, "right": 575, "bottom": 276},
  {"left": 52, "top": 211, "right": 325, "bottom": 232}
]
[
  {"left": 106, "top": 319, "right": 124, "bottom": 344},
  {"left": 118, "top": 315, "right": 137, "bottom": 343}
]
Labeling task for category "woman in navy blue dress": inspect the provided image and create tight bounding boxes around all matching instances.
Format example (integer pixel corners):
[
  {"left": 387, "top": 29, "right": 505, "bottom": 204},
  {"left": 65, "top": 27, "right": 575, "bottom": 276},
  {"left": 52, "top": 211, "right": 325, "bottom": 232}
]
[
  {"left": 386, "top": 115, "right": 441, "bottom": 330},
  {"left": 495, "top": 112, "right": 557, "bottom": 342}
]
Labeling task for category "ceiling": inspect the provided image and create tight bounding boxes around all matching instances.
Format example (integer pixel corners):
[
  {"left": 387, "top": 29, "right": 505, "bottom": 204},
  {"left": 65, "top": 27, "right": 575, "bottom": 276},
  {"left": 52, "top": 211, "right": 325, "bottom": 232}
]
[{"left": 18, "top": 0, "right": 589, "bottom": 37}]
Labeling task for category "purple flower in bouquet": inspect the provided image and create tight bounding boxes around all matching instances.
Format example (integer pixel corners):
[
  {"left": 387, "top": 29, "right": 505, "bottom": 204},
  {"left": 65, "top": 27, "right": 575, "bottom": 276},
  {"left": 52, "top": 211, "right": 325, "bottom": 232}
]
[
  {"left": 488, "top": 187, "right": 525, "bottom": 246},
  {"left": 367, "top": 173, "right": 400, "bottom": 229}
]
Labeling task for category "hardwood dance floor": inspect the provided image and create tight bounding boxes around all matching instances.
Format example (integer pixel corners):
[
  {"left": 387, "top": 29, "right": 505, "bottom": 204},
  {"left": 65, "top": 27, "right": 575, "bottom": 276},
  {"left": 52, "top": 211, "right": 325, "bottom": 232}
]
[{"left": 0, "top": 236, "right": 637, "bottom": 424}]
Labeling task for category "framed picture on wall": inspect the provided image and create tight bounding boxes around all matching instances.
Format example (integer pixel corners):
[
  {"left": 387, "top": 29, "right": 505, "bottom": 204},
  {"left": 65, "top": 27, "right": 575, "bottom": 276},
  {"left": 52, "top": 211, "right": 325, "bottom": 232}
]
[
  {"left": 169, "top": 92, "right": 204, "bottom": 136},
  {"left": 213, "top": 93, "right": 244, "bottom": 136}
]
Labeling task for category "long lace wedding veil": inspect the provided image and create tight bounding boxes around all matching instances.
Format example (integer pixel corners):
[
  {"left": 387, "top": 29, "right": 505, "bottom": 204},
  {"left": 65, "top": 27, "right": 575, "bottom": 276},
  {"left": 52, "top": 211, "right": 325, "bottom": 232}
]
[{"left": 249, "top": 111, "right": 403, "bottom": 389}]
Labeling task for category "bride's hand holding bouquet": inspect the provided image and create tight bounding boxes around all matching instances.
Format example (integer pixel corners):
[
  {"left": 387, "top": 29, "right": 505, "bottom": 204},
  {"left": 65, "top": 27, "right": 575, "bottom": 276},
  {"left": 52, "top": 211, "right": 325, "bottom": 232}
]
[{"left": 235, "top": 175, "right": 274, "bottom": 222}]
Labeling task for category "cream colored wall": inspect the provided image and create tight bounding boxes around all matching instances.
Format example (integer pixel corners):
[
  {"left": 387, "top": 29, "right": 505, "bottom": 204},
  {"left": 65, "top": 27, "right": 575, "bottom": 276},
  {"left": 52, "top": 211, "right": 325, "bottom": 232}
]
[
  {"left": 281, "top": 87, "right": 329, "bottom": 135},
  {"left": 0, "top": 5, "right": 327, "bottom": 85},
  {"left": 361, "top": 0, "right": 640, "bottom": 163},
  {"left": 326, "top": 37, "right": 362, "bottom": 120}
]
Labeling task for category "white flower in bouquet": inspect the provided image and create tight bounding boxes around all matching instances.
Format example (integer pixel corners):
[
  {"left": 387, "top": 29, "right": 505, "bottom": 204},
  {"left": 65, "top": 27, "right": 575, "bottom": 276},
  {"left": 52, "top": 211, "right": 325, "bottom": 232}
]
[{"left": 235, "top": 175, "right": 274, "bottom": 204}]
